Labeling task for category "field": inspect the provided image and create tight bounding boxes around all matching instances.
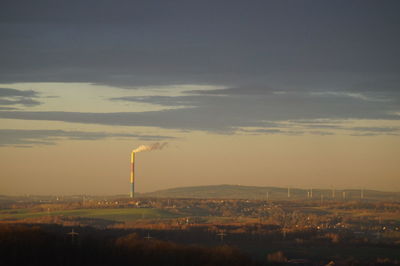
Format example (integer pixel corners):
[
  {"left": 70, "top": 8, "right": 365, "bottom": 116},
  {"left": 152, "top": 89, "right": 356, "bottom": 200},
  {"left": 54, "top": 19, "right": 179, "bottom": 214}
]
[{"left": 0, "top": 208, "right": 178, "bottom": 222}]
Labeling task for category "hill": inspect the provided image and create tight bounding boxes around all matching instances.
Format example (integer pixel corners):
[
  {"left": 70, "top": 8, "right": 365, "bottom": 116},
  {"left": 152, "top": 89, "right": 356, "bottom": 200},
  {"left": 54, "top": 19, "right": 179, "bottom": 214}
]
[{"left": 142, "top": 184, "right": 399, "bottom": 201}]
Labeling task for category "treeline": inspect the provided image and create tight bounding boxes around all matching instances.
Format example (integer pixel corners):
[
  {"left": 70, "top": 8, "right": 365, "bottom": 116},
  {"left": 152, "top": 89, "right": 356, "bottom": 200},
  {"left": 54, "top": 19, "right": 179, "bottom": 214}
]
[{"left": 0, "top": 224, "right": 256, "bottom": 266}]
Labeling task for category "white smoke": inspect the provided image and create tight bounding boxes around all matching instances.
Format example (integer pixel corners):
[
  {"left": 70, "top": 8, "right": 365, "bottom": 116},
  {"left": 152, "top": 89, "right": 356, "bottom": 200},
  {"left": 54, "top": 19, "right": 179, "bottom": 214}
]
[{"left": 132, "top": 142, "right": 168, "bottom": 153}]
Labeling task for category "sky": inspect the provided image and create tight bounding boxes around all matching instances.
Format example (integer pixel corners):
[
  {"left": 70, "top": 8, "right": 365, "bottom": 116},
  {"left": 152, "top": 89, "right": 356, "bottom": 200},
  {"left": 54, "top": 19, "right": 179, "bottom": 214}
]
[{"left": 1, "top": 0, "right": 400, "bottom": 195}]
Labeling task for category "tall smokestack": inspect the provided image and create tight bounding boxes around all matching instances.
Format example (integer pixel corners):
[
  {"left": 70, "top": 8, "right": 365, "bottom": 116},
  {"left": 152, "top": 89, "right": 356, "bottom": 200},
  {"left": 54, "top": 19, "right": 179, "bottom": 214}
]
[
  {"left": 129, "top": 142, "right": 168, "bottom": 198},
  {"left": 130, "top": 151, "right": 135, "bottom": 198}
]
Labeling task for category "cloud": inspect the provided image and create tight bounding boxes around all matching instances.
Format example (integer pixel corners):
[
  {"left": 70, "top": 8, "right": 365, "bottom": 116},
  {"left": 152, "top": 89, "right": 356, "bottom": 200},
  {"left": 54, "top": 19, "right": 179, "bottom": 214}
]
[
  {"left": 351, "top": 126, "right": 398, "bottom": 132},
  {"left": 309, "top": 131, "right": 335, "bottom": 136},
  {"left": 237, "top": 124, "right": 400, "bottom": 137},
  {"left": 0, "top": 129, "right": 175, "bottom": 147},
  {"left": 0, "top": 1, "right": 399, "bottom": 94},
  {"left": 0, "top": 88, "right": 37, "bottom": 97},
  {"left": 110, "top": 96, "right": 194, "bottom": 107},
  {"left": 0, "top": 83, "right": 399, "bottom": 135},
  {"left": 309, "top": 91, "right": 391, "bottom": 102},
  {"left": 0, "top": 106, "right": 18, "bottom": 110},
  {"left": 238, "top": 128, "right": 304, "bottom": 136},
  {"left": 185, "top": 86, "right": 276, "bottom": 96},
  {"left": 0, "top": 98, "right": 40, "bottom": 106},
  {"left": 0, "top": 87, "right": 41, "bottom": 107},
  {"left": 0, "top": 1, "right": 399, "bottom": 137},
  {"left": 288, "top": 122, "right": 400, "bottom": 136},
  {"left": 349, "top": 127, "right": 400, "bottom": 135}
]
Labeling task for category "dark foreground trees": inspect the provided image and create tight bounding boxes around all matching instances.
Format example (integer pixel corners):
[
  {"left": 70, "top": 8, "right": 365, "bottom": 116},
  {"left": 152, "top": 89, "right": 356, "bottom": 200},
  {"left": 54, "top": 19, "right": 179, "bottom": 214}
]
[{"left": 0, "top": 224, "right": 255, "bottom": 266}]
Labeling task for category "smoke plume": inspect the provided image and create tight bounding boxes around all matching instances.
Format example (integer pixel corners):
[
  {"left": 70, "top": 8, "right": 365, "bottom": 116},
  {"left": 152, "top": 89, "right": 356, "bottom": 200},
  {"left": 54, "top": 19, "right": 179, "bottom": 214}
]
[{"left": 132, "top": 142, "right": 168, "bottom": 153}]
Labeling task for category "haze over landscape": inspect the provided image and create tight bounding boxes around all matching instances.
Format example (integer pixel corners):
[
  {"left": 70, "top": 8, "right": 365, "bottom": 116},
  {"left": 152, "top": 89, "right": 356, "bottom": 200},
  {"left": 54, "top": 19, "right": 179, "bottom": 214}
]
[{"left": 1, "top": 0, "right": 400, "bottom": 195}]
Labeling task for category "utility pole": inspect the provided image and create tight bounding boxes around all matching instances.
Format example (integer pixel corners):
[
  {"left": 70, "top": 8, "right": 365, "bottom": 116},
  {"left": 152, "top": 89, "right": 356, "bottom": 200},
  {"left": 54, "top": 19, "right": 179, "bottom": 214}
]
[
  {"left": 217, "top": 231, "right": 227, "bottom": 243},
  {"left": 67, "top": 229, "right": 79, "bottom": 244},
  {"left": 144, "top": 232, "right": 153, "bottom": 240}
]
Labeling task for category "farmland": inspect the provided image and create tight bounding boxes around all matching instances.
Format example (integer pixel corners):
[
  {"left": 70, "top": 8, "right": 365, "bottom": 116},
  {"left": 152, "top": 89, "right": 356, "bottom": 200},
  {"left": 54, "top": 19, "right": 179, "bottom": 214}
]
[
  {"left": 1, "top": 186, "right": 400, "bottom": 265},
  {"left": 0, "top": 208, "right": 178, "bottom": 222}
]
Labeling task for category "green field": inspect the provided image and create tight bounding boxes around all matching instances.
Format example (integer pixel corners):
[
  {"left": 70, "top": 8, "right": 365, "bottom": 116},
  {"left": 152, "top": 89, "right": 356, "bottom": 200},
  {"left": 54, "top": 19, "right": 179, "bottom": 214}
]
[{"left": 0, "top": 208, "right": 178, "bottom": 222}]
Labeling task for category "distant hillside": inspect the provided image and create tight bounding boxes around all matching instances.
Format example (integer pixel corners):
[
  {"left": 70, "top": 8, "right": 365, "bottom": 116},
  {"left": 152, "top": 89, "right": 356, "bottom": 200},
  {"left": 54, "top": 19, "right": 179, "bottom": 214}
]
[{"left": 142, "top": 184, "right": 399, "bottom": 201}]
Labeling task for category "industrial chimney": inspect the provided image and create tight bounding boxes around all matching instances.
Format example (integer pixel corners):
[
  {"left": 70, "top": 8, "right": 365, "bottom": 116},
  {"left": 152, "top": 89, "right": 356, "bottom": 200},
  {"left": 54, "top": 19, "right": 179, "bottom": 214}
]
[
  {"left": 129, "top": 142, "right": 168, "bottom": 198},
  {"left": 130, "top": 151, "right": 135, "bottom": 198}
]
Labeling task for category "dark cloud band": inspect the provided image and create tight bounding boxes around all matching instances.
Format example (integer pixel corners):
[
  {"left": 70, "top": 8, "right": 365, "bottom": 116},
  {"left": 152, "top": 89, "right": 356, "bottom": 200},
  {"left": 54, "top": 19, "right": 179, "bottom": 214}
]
[{"left": 0, "top": 129, "right": 175, "bottom": 147}]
